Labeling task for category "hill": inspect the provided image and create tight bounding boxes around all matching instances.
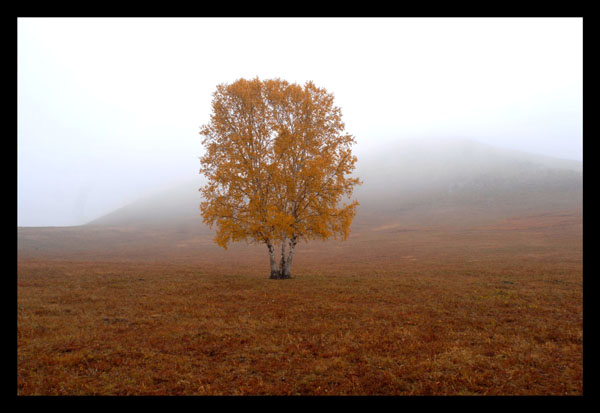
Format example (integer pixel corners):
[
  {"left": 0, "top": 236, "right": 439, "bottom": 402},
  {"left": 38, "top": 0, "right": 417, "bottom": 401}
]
[
  {"left": 351, "top": 139, "right": 580, "bottom": 229},
  {"left": 87, "top": 138, "right": 582, "bottom": 228},
  {"left": 17, "top": 138, "right": 582, "bottom": 263}
]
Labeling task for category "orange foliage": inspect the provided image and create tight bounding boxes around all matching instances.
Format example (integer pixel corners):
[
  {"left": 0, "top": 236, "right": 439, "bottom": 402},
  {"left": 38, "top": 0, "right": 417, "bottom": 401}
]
[{"left": 199, "top": 78, "right": 360, "bottom": 277}]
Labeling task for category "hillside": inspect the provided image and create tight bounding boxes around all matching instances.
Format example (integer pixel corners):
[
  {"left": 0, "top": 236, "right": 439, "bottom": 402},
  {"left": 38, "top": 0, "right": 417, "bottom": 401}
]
[
  {"left": 87, "top": 178, "right": 207, "bottom": 231},
  {"left": 17, "top": 138, "right": 582, "bottom": 263},
  {"left": 87, "top": 138, "right": 582, "bottom": 228}
]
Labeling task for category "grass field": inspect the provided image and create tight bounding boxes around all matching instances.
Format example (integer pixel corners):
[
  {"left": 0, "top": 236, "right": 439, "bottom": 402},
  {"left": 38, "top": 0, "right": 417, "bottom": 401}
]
[{"left": 17, "top": 209, "right": 583, "bottom": 395}]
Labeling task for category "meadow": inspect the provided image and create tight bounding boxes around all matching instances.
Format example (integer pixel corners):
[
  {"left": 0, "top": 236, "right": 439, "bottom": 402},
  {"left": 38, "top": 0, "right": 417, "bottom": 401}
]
[{"left": 17, "top": 210, "right": 583, "bottom": 395}]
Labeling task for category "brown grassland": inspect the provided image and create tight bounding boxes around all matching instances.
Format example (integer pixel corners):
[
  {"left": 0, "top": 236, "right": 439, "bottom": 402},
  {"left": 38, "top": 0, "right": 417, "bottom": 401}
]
[{"left": 17, "top": 209, "right": 583, "bottom": 395}]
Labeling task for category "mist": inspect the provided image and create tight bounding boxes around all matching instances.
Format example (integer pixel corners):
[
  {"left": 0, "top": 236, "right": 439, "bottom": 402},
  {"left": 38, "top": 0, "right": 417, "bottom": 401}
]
[{"left": 17, "top": 18, "right": 582, "bottom": 227}]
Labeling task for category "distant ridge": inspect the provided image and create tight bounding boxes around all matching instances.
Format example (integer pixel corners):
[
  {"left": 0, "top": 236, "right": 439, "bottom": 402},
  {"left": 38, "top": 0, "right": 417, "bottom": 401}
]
[
  {"left": 86, "top": 138, "right": 582, "bottom": 229},
  {"left": 86, "top": 178, "right": 206, "bottom": 229},
  {"left": 354, "top": 138, "right": 581, "bottom": 214}
]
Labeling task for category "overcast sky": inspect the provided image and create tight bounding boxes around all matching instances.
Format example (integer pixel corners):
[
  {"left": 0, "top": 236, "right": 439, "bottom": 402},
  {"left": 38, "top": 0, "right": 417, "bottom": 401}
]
[{"left": 18, "top": 17, "right": 582, "bottom": 227}]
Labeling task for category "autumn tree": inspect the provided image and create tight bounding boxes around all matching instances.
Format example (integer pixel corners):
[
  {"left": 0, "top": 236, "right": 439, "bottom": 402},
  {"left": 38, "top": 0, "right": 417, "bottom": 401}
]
[{"left": 199, "top": 78, "right": 360, "bottom": 279}]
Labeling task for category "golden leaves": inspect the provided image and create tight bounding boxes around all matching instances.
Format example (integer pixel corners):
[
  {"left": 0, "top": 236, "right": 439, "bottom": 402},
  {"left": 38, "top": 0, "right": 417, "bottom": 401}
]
[{"left": 199, "top": 78, "right": 360, "bottom": 248}]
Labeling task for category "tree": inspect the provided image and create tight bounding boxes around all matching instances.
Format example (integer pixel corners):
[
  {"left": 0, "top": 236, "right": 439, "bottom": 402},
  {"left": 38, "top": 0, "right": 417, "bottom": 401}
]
[{"left": 199, "top": 78, "right": 360, "bottom": 279}]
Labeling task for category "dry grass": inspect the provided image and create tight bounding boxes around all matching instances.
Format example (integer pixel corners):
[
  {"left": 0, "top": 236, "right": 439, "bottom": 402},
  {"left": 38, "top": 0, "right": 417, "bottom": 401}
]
[{"left": 17, "top": 210, "right": 582, "bottom": 395}]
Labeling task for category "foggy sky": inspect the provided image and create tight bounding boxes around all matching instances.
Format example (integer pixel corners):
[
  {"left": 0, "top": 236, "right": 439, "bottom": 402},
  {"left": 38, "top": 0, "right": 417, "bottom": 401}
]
[{"left": 17, "top": 18, "right": 583, "bottom": 227}]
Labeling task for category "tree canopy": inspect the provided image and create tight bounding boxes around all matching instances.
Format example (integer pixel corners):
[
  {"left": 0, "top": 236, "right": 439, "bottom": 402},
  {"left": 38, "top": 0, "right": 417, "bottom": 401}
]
[{"left": 199, "top": 78, "right": 360, "bottom": 278}]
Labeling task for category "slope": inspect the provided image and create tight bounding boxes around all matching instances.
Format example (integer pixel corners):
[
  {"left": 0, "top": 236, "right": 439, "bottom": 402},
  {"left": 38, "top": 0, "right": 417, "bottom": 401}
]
[{"left": 18, "top": 138, "right": 582, "bottom": 262}]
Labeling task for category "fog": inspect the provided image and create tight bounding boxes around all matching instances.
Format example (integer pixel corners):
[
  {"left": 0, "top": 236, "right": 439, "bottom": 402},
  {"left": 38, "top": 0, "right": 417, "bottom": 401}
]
[{"left": 17, "top": 18, "right": 582, "bottom": 227}]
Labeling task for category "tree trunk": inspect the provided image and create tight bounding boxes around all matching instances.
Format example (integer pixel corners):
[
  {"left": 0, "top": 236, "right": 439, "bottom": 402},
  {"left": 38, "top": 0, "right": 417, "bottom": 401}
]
[
  {"left": 278, "top": 237, "right": 291, "bottom": 279},
  {"left": 282, "top": 236, "right": 297, "bottom": 278},
  {"left": 267, "top": 242, "right": 279, "bottom": 279},
  {"left": 267, "top": 237, "right": 294, "bottom": 279}
]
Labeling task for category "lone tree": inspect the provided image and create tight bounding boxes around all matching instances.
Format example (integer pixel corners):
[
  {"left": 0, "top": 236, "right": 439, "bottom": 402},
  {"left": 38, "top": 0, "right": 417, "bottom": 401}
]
[{"left": 199, "top": 78, "right": 360, "bottom": 279}]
